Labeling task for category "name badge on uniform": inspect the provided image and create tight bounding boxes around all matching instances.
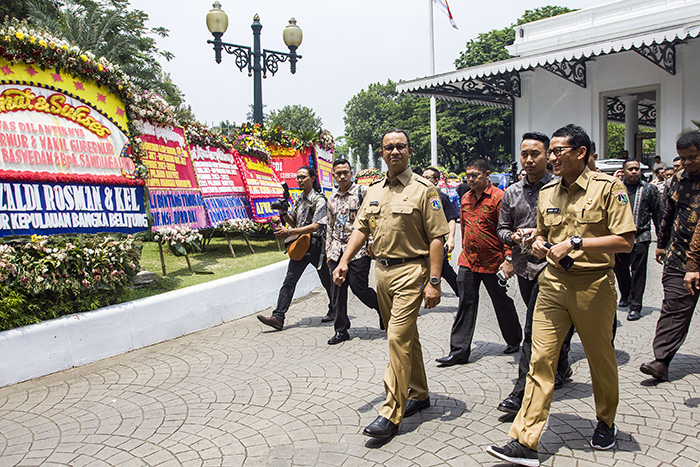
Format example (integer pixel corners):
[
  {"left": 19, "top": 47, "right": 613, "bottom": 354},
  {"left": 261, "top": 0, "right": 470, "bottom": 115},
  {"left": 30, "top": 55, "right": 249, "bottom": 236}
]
[
  {"left": 369, "top": 201, "right": 379, "bottom": 206},
  {"left": 546, "top": 207, "right": 561, "bottom": 213}
]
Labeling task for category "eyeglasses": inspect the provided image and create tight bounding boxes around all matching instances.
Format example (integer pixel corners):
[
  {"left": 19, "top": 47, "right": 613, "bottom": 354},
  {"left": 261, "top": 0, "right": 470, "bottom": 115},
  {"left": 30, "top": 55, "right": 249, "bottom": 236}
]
[
  {"left": 464, "top": 172, "right": 483, "bottom": 179},
  {"left": 296, "top": 175, "right": 309, "bottom": 180},
  {"left": 382, "top": 143, "right": 408, "bottom": 152},
  {"left": 546, "top": 146, "right": 577, "bottom": 157}
]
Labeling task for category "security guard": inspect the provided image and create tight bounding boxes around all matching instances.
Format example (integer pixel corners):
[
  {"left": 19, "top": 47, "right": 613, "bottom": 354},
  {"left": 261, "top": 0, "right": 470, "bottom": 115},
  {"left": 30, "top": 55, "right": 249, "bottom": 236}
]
[
  {"left": 488, "top": 124, "right": 635, "bottom": 467},
  {"left": 333, "top": 129, "right": 449, "bottom": 440}
]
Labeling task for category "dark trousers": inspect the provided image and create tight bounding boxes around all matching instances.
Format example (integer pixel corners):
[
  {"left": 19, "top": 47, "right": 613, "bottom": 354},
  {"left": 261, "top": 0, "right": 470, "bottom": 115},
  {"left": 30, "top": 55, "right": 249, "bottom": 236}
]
[
  {"left": 448, "top": 266, "right": 522, "bottom": 360},
  {"left": 329, "top": 256, "right": 380, "bottom": 334},
  {"left": 272, "top": 237, "right": 333, "bottom": 324},
  {"left": 614, "top": 241, "right": 650, "bottom": 312},
  {"left": 442, "top": 249, "right": 459, "bottom": 296},
  {"left": 653, "top": 266, "right": 700, "bottom": 366},
  {"left": 511, "top": 275, "right": 573, "bottom": 400}
]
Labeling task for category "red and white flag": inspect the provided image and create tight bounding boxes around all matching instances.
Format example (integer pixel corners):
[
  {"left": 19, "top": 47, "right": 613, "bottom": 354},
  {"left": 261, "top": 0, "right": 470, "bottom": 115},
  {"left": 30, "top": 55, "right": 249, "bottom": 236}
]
[{"left": 433, "top": 0, "right": 458, "bottom": 29}]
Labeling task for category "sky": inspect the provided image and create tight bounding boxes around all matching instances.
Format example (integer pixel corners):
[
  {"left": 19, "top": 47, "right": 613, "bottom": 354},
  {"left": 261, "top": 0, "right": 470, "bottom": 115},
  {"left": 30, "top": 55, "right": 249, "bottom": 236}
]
[{"left": 129, "top": 0, "right": 611, "bottom": 138}]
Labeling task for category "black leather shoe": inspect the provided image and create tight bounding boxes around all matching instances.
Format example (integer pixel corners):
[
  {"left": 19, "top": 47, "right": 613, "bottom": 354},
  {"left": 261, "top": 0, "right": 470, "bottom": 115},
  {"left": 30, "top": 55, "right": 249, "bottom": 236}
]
[
  {"left": 435, "top": 355, "right": 469, "bottom": 366},
  {"left": 618, "top": 298, "right": 630, "bottom": 307},
  {"left": 627, "top": 309, "right": 640, "bottom": 321},
  {"left": 504, "top": 344, "right": 520, "bottom": 354},
  {"left": 257, "top": 314, "right": 283, "bottom": 331},
  {"left": 404, "top": 398, "right": 430, "bottom": 418},
  {"left": 328, "top": 331, "right": 350, "bottom": 345},
  {"left": 363, "top": 416, "right": 398, "bottom": 438},
  {"left": 554, "top": 366, "right": 573, "bottom": 389},
  {"left": 497, "top": 394, "right": 521, "bottom": 414},
  {"left": 321, "top": 314, "right": 334, "bottom": 323}
]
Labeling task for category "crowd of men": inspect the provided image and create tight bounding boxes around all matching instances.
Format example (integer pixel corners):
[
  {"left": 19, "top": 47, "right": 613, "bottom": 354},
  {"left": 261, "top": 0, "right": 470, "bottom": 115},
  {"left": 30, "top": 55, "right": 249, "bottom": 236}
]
[{"left": 256, "top": 126, "right": 700, "bottom": 467}]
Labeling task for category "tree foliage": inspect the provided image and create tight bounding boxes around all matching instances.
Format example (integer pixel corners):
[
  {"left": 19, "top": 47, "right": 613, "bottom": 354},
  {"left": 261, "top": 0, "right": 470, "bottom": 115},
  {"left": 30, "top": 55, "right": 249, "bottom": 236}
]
[
  {"left": 268, "top": 104, "right": 323, "bottom": 142},
  {"left": 10, "top": 0, "right": 185, "bottom": 108},
  {"left": 455, "top": 6, "right": 574, "bottom": 69}
]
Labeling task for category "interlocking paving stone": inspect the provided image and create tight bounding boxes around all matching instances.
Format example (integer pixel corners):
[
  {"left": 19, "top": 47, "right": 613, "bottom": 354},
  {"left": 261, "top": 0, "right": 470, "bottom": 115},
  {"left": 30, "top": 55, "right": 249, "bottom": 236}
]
[{"left": 0, "top": 236, "right": 699, "bottom": 466}]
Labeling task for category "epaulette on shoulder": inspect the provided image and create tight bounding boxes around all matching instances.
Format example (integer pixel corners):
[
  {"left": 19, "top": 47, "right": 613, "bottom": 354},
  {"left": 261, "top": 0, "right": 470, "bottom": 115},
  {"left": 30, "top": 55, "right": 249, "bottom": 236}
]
[
  {"left": 414, "top": 175, "right": 431, "bottom": 187},
  {"left": 591, "top": 172, "right": 619, "bottom": 184},
  {"left": 369, "top": 177, "right": 384, "bottom": 186}
]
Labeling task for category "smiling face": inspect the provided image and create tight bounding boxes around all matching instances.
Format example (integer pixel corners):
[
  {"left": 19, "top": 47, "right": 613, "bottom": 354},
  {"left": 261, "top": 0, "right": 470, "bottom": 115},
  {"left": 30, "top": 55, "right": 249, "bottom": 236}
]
[
  {"left": 520, "top": 139, "right": 548, "bottom": 182},
  {"left": 380, "top": 132, "right": 412, "bottom": 176},
  {"left": 548, "top": 136, "right": 586, "bottom": 183}
]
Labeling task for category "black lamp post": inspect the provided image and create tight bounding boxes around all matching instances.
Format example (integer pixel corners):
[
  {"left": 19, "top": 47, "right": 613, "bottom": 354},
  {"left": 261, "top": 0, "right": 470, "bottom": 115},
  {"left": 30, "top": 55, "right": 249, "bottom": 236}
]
[{"left": 206, "top": 1, "right": 303, "bottom": 124}]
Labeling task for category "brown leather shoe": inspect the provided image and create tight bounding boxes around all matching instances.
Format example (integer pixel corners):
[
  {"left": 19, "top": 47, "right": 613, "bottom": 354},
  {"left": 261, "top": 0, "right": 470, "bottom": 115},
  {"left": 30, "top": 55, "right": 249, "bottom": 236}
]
[
  {"left": 640, "top": 360, "right": 668, "bottom": 381},
  {"left": 257, "top": 314, "right": 283, "bottom": 331}
]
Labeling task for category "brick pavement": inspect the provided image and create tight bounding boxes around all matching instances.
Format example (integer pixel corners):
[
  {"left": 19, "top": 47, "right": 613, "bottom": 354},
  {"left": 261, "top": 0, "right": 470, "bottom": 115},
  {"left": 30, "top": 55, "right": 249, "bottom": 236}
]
[{"left": 1, "top": 246, "right": 699, "bottom": 466}]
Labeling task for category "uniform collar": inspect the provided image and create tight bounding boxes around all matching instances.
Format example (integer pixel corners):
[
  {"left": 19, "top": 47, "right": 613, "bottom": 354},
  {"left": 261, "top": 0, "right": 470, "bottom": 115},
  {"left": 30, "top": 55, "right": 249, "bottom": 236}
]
[
  {"left": 560, "top": 166, "right": 593, "bottom": 192},
  {"left": 384, "top": 166, "right": 413, "bottom": 187}
]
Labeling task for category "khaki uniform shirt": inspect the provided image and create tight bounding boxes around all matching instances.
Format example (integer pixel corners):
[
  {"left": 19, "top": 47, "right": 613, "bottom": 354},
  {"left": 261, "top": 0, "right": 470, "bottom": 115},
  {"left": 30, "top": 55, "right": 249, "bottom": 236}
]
[
  {"left": 354, "top": 167, "right": 449, "bottom": 259},
  {"left": 537, "top": 167, "right": 636, "bottom": 272}
]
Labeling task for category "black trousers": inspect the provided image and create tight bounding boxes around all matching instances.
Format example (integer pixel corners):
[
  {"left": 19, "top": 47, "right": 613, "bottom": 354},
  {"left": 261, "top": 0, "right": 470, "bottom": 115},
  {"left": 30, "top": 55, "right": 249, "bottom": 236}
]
[
  {"left": 272, "top": 237, "right": 333, "bottom": 324},
  {"left": 653, "top": 266, "right": 700, "bottom": 366},
  {"left": 448, "top": 266, "right": 522, "bottom": 360},
  {"left": 442, "top": 248, "right": 459, "bottom": 296},
  {"left": 328, "top": 256, "right": 380, "bottom": 334},
  {"left": 511, "top": 275, "right": 573, "bottom": 400},
  {"left": 614, "top": 241, "right": 650, "bottom": 312}
]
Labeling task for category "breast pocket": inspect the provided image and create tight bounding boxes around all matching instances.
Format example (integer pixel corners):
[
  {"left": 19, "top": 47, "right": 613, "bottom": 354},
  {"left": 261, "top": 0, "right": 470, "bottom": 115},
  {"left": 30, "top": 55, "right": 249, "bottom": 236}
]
[
  {"left": 577, "top": 209, "right": 604, "bottom": 236},
  {"left": 543, "top": 213, "right": 563, "bottom": 227},
  {"left": 391, "top": 204, "right": 415, "bottom": 231}
]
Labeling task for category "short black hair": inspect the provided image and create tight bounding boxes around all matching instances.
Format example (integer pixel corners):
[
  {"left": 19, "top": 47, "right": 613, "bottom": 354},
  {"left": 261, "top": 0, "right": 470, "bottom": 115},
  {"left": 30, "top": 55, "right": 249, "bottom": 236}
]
[
  {"left": 677, "top": 132, "right": 700, "bottom": 151},
  {"left": 654, "top": 155, "right": 662, "bottom": 160},
  {"left": 673, "top": 156, "right": 681, "bottom": 162},
  {"left": 423, "top": 167, "right": 441, "bottom": 180},
  {"left": 551, "top": 124, "right": 591, "bottom": 165},
  {"left": 521, "top": 131, "right": 549, "bottom": 150},
  {"left": 332, "top": 158, "right": 352, "bottom": 170},
  {"left": 381, "top": 129, "right": 411, "bottom": 149},
  {"left": 464, "top": 158, "right": 490, "bottom": 173},
  {"left": 622, "top": 158, "right": 640, "bottom": 169}
]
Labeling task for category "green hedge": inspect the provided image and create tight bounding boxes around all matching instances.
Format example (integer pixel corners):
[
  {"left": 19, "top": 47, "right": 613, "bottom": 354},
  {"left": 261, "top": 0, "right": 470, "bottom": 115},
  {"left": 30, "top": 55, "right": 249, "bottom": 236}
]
[{"left": 0, "top": 234, "right": 141, "bottom": 332}]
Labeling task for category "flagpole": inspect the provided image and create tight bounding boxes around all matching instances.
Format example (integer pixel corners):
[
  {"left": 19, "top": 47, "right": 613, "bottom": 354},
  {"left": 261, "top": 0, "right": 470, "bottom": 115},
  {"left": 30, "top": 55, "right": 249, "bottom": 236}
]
[{"left": 429, "top": 0, "right": 438, "bottom": 167}]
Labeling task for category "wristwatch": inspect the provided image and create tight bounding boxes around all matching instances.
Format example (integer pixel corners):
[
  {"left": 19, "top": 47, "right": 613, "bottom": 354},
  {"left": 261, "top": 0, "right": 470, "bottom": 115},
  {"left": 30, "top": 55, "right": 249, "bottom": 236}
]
[
  {"left": 429, "top": 276, "right": 440, "bottom": 286},
  {"left": 571, "top": 235, "right": 583, "bottom": 251}
]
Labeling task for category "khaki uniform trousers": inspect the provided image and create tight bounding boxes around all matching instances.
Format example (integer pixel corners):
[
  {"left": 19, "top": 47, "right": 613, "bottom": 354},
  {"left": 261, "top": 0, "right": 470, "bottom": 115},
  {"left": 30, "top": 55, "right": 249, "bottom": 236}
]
[
  {"left": 509, "top": 265, "right": 619, "bottom": 450},
  {"left": 375, "top": 259, "right": 430, "bottom": 425}
]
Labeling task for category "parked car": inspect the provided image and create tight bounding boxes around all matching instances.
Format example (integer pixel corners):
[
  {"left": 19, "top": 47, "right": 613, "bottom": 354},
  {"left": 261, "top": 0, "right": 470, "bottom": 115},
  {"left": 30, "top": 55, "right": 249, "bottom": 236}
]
[{"left": 595, "top": 158, "right": 652, "bottom": 180}]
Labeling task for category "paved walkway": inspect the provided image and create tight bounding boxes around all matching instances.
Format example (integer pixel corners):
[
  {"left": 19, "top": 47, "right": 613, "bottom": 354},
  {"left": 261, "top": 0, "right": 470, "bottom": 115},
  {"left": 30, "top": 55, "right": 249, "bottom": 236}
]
[{"left": 1, "top": 246, "right": 699, "bottom": 466}]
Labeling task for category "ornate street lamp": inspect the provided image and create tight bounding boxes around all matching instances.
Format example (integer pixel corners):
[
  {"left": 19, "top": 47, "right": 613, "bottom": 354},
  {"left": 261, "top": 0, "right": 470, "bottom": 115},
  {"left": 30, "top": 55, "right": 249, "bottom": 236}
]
[{"left": 206, "top": 1, "right": 303, "bottom": 124}]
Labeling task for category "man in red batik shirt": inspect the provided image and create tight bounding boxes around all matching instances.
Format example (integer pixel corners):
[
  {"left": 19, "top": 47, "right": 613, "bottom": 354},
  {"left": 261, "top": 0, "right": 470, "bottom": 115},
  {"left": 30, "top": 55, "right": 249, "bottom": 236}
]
[{"left": 436, "top": 158, "right": 523, "bottom": 366}]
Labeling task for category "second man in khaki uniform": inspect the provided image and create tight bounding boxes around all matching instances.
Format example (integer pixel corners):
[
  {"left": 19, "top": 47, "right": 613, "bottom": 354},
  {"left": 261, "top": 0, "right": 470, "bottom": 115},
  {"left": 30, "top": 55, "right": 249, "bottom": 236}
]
[
  {"left": 333, "top": 129, "right": 449, "bottom": 440},
  {"left": 488, "top": 124, "right": 635, "bottom": 467}
]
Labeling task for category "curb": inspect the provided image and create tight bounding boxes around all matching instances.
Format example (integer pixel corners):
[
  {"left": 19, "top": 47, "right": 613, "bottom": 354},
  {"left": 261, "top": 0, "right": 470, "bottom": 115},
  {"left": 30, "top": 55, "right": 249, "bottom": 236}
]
[{"left": 0, "top": 259, "right": 320, "bottom": 387}]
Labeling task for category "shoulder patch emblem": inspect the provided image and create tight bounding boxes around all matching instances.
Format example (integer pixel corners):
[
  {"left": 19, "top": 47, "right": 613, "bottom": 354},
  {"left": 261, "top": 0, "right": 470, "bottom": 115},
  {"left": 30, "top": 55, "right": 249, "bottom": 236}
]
[
  {"left": 428, "top": 192, "right": 441, "bottom": 211},
  {"left": 613, "top": 189, "right": 629, "bottom": 205}
]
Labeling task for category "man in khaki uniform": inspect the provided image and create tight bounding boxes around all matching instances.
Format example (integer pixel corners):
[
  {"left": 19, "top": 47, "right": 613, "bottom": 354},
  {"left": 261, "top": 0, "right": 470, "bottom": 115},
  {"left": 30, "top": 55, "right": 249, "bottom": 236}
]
[
  {"left": 333, "top": 129, "right": 449, "bottom": 440},
  {"left": 488, "top": 124, "right": 635, "bottom": 467}
]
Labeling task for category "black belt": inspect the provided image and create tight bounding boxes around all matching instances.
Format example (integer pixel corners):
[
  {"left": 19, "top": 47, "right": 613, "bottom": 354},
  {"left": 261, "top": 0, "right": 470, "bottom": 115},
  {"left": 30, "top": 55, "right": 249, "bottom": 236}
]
[{"left": 376, "top": 256, "right": 425, "bottom": 267}]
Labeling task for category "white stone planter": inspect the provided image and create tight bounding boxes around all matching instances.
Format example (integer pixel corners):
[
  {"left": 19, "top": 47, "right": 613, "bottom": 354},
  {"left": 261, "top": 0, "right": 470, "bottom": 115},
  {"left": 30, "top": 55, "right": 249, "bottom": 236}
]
[{"left": 0, "top": 259, "right": 320, "bottom": 387}]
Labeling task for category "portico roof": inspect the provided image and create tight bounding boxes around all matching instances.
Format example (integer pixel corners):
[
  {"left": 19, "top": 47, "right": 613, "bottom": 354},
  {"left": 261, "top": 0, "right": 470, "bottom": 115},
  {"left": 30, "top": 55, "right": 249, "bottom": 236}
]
[{"left": 397, "top": 0, "right": 700, "bottom": 107}]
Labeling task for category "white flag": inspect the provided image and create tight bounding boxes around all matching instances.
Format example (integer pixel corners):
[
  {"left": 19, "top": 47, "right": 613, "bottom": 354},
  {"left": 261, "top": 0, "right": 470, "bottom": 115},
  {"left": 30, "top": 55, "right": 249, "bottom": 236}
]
[{"left": 433, "top": 0, "right": 458, "bottom": 29}]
